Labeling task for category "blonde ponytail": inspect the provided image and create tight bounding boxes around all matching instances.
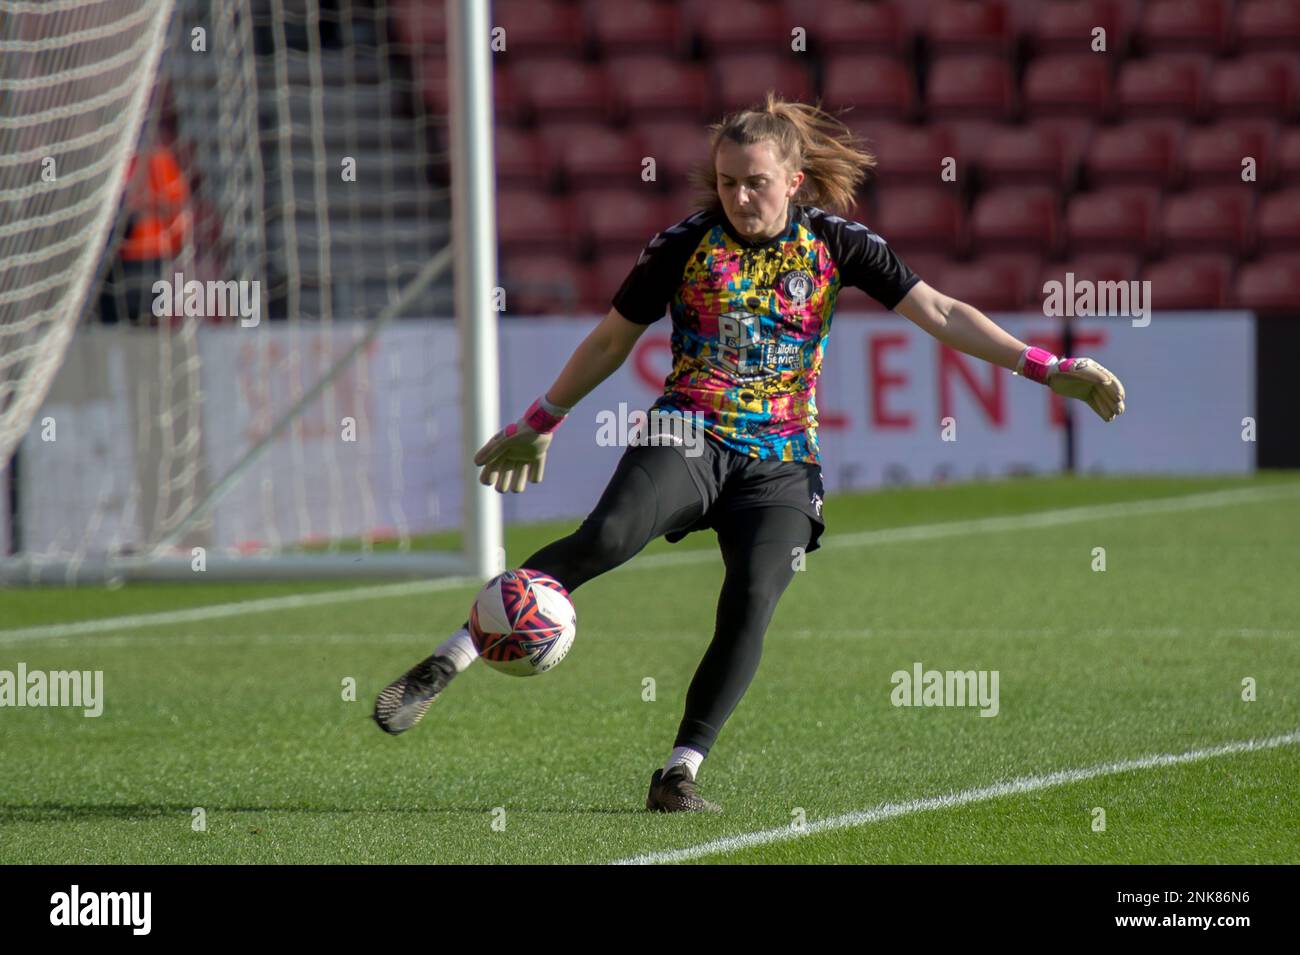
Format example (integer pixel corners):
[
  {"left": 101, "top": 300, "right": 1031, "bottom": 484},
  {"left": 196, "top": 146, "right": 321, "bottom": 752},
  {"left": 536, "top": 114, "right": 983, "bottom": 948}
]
[{"left": 687, "top": 91, "right": 876, "bottom": 215}]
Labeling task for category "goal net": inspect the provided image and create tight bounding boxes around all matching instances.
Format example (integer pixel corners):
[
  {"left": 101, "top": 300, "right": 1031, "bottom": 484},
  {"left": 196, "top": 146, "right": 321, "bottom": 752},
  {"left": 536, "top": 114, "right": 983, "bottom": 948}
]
[{"left": 0, "top": 0, "right": 500, "bottom": 584}]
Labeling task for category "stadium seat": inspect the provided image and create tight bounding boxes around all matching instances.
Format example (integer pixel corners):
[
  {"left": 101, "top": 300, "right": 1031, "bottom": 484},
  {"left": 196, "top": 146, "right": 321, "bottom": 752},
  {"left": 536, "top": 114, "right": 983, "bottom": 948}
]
[
  {"left": 690, "top": 0, "right": 790, "bottom": 51},
  {"left": 1039, "top": 254, "right": 1143, "bottom": 298},
  {"left": 1256, "top": 190, "right": 1300, "bottom": 253},
  {"left": 931, "top": 257, "right": 1039, "bottom": 312},
  {"left": 822, "top": 56, "right": 917, "bottom": 121},
  {"left": 501, "top": 253, "right": 584, "bottom": 314},
  {"left": 970, "top": 187, "right": 1061, "bottom": 253},
  {"left": 872, "top": 186, "right": 965, "bottom": 255},
  {"left": 709, "top": 54, "right": 814, "bottom": 113},
  {"left": 1236, "top": 0, "right": 1300, "bottom": 54},
  {"left": 1029, "top": 0, "right": 1131, "bottom": 56},
  {"left": 1023, "top": 55, "right": 1114, "bottom": 119},
  {"left": 421, "top": 56, "right": 522, "bottom": 122},
  {"left": 492, "top": 0, "right": 587, "bottom": 57},
  {"left": 589, "top": 250, "right": 645, "bottom": 313},
  {"left": 537, "top": 123, "right": 647, "bottom": 185},
  {"left": 630, "top": 119, "right": 714, "bottom": 182},
  {"left": 1184, "top": 120, "right": 1278, "bottom": 188},
  {"left": 497, "top": 189, "right": 579, "bottom": 253},
  {"left": 926, "top": 0, "right": 1014, "bottom": 55},
  {"left": 853, "top": 123, "right": 959, "bottom": 187},
  {"left": 1161, "top": 188, "right": 1255, "bottom": 256},
  {"left": 1142, "top": 254, "right": 1235, "bottom": 308},
  {"left": 927, "top": 57, "right": 1016, "bottom": 120},
  {"left": 494, "top": 124, "right": 559, "bottom": 189},
  {"left": 1082, "top": 120, "right": 1185, "bottom": 188},
  {"left": 1065, "top": 186, "right": 1162, "bottom": 255},
  {"left": 809, "top": 0, "right": 908, "bottom": 55},
  {"left": 978, "top": 124, "right": 1074, "bottom": 188},
  {"left": 572, "top": 187, "right": 671, "bottom": 251},
  {"left": 1209, "top": 56, "right": 1299, "bottom": 119},
  {"left": 1234, "top": 254, "right": 1300, "bottom": 310},
  {"left": 1278, "top": 127, "right": 1300, "bottom": 181},
  {"left": 513, "top": 59, "right": 615, "bottom": 123},
  {"left": 1116, "top": 55, "right": 1210, "bottom": 119},
  {"left": 585, "top": 0, "right": 689, "bottom": 56},
  {"left": 1137, "top": 0, "right": 1232, "bottom": 55},
  {"left": 606, "top": 56, "right": 711, "bottom": 122}
]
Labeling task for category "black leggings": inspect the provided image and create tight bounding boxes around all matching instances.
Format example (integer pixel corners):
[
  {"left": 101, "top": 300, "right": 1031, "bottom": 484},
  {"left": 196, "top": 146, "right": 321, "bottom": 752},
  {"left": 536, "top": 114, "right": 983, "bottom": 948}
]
[{"left": 512, "top": 445, "right": 812, "bottom": 757}]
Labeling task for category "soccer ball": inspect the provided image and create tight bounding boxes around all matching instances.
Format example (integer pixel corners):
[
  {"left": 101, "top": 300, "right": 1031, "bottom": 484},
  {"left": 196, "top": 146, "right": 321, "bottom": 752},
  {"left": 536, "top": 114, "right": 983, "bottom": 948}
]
[{"left": 469, "top": 569, "right": 576, "bottom": 676}]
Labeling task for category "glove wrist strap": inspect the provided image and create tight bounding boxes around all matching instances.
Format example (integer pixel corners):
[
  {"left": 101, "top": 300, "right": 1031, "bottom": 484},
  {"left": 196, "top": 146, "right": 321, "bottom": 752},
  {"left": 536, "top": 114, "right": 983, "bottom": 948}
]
[
  {"left": 1016, "top": 346, "right": 1059, "bottom": 384},
  {"left": 523, "top": 394, "right": 568, "bottom": 434}
]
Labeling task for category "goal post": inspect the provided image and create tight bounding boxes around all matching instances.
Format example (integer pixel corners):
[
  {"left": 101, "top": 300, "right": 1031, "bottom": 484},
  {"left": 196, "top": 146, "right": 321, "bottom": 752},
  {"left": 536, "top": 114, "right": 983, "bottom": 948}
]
[{"left": 0, "top": 0, "right": 503, "bottom": 585}]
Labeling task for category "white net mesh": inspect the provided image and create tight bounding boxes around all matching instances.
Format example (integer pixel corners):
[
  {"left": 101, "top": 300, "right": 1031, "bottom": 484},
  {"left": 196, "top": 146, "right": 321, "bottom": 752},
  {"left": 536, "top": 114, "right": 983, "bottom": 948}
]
[{"left": 1, "top": 0, "right": 463, "bottom": 578}]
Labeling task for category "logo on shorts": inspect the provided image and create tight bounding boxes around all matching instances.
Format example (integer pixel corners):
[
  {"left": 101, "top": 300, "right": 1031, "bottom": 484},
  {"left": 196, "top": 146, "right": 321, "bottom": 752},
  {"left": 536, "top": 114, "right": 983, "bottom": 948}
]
[
  {"left": 778, "top": 269, "right": 815, "bottom": 305},
  {"left": 811, "top": 492, "right": 823, "bottom": 517}
]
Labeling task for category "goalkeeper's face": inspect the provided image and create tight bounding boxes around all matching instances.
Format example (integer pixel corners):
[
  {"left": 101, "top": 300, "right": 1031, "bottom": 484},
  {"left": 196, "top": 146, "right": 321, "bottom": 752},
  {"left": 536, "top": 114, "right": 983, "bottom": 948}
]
[{"left": 715, "top": 139, "right": 805, "bottom": 242}]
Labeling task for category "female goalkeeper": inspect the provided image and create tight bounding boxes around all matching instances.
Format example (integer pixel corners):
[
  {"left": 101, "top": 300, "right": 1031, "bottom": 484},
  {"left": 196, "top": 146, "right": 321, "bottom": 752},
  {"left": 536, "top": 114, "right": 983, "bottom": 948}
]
[{"left": 373, "top": 93, "right": 1126, "bottom": 812}]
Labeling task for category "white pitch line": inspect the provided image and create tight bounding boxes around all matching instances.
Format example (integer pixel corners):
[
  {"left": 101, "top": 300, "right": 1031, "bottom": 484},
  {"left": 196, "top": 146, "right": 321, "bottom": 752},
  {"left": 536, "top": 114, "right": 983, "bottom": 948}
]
[
  {"left": 2, "top": 482, "right": 1297, "bottom": 645},
  {"left": 613, "top": 729, "right": 1300, "bottom": 865}
]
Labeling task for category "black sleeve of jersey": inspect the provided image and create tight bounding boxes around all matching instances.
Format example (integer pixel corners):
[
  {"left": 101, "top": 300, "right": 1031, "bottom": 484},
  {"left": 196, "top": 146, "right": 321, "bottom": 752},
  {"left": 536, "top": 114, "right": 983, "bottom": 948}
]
[
  {"left": 610, "top": 212, "right": 710, "bottom": 325},
  {"left": 817, "top": 212, "right": 921, "bottom": 309}
]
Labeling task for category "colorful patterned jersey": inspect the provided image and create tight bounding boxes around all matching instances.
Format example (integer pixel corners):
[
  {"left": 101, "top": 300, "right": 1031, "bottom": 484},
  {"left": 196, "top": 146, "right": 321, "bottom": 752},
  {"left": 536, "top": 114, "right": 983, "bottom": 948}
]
[{"left": 611, "top": 203, "right": 920, "bottom": 464}]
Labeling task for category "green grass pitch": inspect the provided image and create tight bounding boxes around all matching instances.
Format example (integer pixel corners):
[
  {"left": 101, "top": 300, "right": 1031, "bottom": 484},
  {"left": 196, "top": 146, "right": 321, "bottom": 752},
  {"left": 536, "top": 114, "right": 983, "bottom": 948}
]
[{"left": 1, "top": 474, "right": 1297, "bottom": 864}]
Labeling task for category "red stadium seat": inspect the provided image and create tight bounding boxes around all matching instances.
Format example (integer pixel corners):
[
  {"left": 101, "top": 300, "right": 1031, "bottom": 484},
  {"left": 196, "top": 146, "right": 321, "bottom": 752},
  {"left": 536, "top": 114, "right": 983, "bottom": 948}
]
[
  {"left": 927, "top": 57, "right": 1016, "bottom": 120},
  {"left": 1039, "top": 254, "right": 1143, "bottom": 298},
  {"left": 1279, "top": 127, "right": 1300, "bottom": 181},
  {"left": 588, "top": 250, "right": 646, "bottom": 313},
  {"left": 1083, "top": 120, "right": 1186, "bottom": 188},
  {"left": 872, "top": 186, "right": 965, "bottom": 255},
  {"left": 421, "top": 56, "right": 522, "bottom": 122},
  {"left": 926, "top": 0, "right": 1014, "bottom": 55},
  {"left": 932, "top": 256, "right": 1039, "bottom": 312},
  {"left": 606, "top": 56, "right": 711, "bottom": 122},
  {"left": 1023, "top": 55, "right": 1114, "bottom": 119},
  {"left": 822, "top": 56, "right": 917, "bottom": 121},
  {"left": 709, "top": 54, "right": 814, "bottom": 113},
  {"left": 630, "top": 119, "right": 714, "bottom": 183},
  {"left": 492, "top": 0, "right": 587, "bottom": 57},
  {"left": 513, "top": 59, "right": 615, "bottom": 123},
  {"left": 494, "top": 124, "right": 559, "bottom": 189},
  {"left": 691, "top": 0, "right": 789, "bottom": 51},
  {"left": 1029, "top": 0, "right": 1130, "bottom": 56},
  {"left": 1184, "top": 120, "right": 1278, "bottom": 188},
  {"left": 1137, "top": 0, "right": 1232, "bottom": 55},
  {"left": 1234, "top": 254, "right": 1300, "bottom": 310},
  {"left": 585, "top": 0, "right": 689, "bottom": 56},
  {"left": 1142, "top": 254, "right": 1234, "bottom": 308},
  {"left": 1236, "top": 0, "right": 1300, "bottom": 54},
  {"left": 1209, "top": 56, "right": 1299, "bottom": 119},
  {"left": 1116, "top": 55, "right": 1210, "bottom": 119},
  {"left": 1256, "top": 190, "right": 1300, "bottom": 253},
  {"left": 970, "top": 187, "right": 1061, "bottom": 253},
  {"left": 497, "top": 190, "right": 580, "bottom": 254},
  {"left": 854, "top": 123, "right": 959, "bottom": 187},
  {"left": 538, "top": 123, "right": 647, "bottom": 185},
  {"left": 392, "top": 0, "right": 446, "bottom": 50},
  {"left": 978, "top": 124, "right": 1074, "bottom": 188},
  {"left": 810, "top": 0, "right": 908, "bottom": 55},
  {"left": 501, "top": 253, "right": 585, "bottom": 314},
  {"left": 1161, "top": 187, "right": 1255, "bottom": 256},
  {"left": 572, "top": 187, "right": 671, "bottom": 250},
  {"left": 1066, "top": 186, "right": 1162, "bottom": 255}
]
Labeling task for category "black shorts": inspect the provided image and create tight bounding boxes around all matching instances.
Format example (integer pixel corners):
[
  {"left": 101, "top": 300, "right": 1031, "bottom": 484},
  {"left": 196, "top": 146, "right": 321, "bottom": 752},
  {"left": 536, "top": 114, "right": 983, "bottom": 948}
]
[{"left": 650, "top": 430, "right": 826, "bottom": 554}]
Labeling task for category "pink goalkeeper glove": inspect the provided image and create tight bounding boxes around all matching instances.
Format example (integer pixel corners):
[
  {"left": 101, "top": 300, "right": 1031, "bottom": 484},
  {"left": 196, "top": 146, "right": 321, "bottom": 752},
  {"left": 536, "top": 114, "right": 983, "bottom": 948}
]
[
  {"left": 1016, "top": 346, "right": 1127, "bottom": 423},
  {"left": 473, "top": 394, "right": 570, "bottom": 493}
]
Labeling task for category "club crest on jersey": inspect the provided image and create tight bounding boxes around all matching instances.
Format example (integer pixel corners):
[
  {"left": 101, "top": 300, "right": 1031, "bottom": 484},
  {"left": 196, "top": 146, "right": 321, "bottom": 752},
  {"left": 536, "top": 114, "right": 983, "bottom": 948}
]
[{"left": 778, "top": 269, "right": 814, "bottom": 304}]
